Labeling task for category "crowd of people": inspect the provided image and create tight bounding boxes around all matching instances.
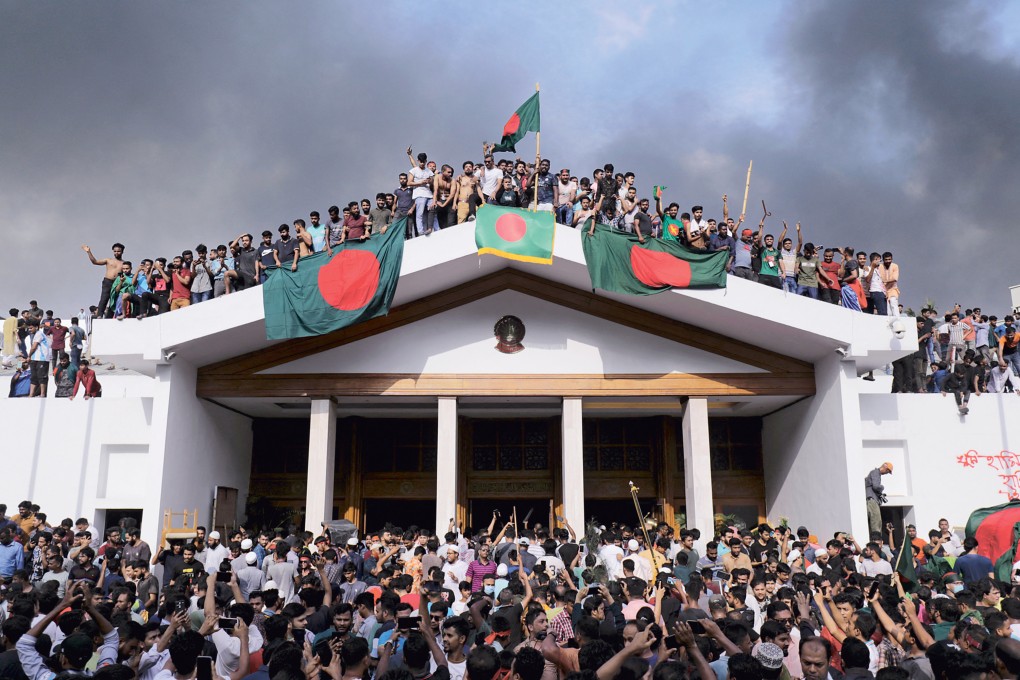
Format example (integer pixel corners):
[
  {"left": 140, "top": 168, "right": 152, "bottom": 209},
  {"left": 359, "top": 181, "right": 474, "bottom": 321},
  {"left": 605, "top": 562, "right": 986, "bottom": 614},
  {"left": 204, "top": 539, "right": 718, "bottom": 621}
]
[
  {"left": 1, "top": 496, "right": 1019, "bottom": 680},
  {"left": 1, "top": 303, "right": 101, "bottom": 399},
  {"left": 3, "top": 147, "right": 1020, "bottom": 404},
  {"left": 66, "top": 150, "right": 918, "bottom": 322}
]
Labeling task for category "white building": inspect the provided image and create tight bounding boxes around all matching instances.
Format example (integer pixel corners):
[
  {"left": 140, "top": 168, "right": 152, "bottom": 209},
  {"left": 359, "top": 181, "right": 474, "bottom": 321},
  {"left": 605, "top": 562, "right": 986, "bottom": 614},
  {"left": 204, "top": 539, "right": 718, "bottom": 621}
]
[{"left": 3, "top": 223, "right": 1017, "bottom": 548}]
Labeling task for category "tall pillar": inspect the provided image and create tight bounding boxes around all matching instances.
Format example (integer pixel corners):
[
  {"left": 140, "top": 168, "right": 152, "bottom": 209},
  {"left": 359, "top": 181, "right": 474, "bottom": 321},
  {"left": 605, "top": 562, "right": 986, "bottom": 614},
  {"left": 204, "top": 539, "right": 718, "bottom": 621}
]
[
  {"left": 561, "top": 398, "right": 585, "bottom": 531},
  {"left": 682, "top": 398, "right": 714, "bottom": 550},
  {"left": 305, "top": 399, "right": 337, "bottom": 533},
  {"left": 435, "top": 398, "right": 458, "bottom": 533}
]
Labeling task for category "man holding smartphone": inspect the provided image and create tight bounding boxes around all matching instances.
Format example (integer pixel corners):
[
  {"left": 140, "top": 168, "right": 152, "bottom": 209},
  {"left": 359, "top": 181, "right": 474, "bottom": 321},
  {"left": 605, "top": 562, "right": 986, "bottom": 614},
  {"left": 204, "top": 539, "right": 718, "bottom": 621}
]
[{"left": 204, "top": 571, "right": 260, "bottom": 680}]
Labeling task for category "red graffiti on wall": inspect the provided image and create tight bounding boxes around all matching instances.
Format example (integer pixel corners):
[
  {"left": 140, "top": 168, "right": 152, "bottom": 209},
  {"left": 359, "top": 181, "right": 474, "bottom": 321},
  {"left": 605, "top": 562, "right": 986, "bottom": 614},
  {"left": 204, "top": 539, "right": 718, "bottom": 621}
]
[{"left": 956, "top": 450, "right": 1020, "bottom": 499}]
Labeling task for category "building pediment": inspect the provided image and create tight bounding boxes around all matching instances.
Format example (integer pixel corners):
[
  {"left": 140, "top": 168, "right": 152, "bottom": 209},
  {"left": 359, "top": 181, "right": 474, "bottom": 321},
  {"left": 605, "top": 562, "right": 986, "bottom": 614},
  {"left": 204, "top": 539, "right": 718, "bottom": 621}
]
[{"left": 196, "top": 268, "right": 814, "bottom": 400}]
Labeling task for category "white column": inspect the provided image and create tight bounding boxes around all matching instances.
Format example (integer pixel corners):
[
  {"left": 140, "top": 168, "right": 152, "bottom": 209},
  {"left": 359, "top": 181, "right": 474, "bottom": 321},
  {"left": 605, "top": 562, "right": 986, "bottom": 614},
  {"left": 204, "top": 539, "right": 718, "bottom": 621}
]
[
  {"left": 561, "top": 398, "right": 585, "bottom": 531},
  {"left": 435, "top": 398, "right": 458, "bottom": 533},
  {"left": 682, "top": 398, "right": 714, "bottom": 549},
  {"left": 305, "top": 399, "right": 337, "bottom": 533}
]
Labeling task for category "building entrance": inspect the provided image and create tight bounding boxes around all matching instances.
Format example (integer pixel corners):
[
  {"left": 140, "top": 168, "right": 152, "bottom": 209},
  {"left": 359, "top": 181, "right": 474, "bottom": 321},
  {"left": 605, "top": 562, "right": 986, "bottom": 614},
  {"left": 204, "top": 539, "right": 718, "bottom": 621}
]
[
  {"left": 363, "top": 499, "right": 436, "bottom": 533},
  {"left": 467, "top": 499, "right": 553, "bottom": 536},
  {"left": 584, "top": 499, "right": 658, "bottom": 531}
]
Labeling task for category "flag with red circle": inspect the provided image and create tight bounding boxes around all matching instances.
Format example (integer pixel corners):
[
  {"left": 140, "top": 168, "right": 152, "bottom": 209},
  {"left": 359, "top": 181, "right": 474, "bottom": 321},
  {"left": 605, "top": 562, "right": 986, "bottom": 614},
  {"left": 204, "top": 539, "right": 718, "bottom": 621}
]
[
  {"left": 475, "top": 204, "right": 556, "bottom": 265},
  {"left": 581, "top": 223, "right": 728, "bottom": 295},
  {"left": 262, "top": 218, "right": 407, "bottom": 339},
  {"left": 491, "top": 93, "right": 541, "bottom": 153}
]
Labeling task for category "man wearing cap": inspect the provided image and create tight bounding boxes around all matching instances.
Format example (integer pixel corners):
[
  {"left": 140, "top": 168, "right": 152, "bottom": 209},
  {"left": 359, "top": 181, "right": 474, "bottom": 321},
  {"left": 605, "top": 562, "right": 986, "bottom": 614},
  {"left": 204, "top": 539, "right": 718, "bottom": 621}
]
[
  {"left": 231, "top": 538, "right": 255, "bottom": 573},
  {"left": 236, "top": 551, "right": 265, "bottom": 600},
  {"left": 754, "top": 640, "right": 789, "bottom": 680},
  {"left": 731, "top": 227, "right": 756, "bottom": 279},
  {"left": 204, "top": 531, "right": 229, "bottom": 572},
  {"left": 864, "top": 463, "right": 893, "bottom": 536},
  {"left": 625, "top": 539, "right": 653, "bottom": 582},
  {"left": 806, "top": 548, "right": 829, "bottom": 576},
  {"left": 442, "top": 544, "right": 468, "bottom": 588},
  {"left": 340, "top": 536, "right": 364, "bottom": 578}
]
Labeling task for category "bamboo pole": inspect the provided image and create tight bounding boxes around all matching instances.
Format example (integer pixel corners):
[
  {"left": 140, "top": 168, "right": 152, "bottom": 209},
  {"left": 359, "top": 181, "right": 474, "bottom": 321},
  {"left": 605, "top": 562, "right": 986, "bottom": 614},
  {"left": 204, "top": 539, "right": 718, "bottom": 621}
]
[
  {"left": 741, "top": 160, "right": 753, "bottom": 217},
  {"left": 533, "top": 82, "right": 541, "bottom": 211}
]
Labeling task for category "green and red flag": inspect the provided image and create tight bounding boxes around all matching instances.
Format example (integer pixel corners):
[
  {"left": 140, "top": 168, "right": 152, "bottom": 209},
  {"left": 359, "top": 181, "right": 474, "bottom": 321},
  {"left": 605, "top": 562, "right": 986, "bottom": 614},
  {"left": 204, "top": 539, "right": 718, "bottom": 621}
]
[
  {"left": 965, "top": 499, "right": 1020, "bottom": 581},
  {"left": 581, "top": 222, "right": 728, "bottom": 295},
  {"left": 262, "top": 218, "right": 406, "bottom": 339},
  {"left": 491, "top": 92, "right": 540, "bottom": 153},
  {"left": 894, "top": 540, "right": 919, "bottom": 592},
  {"left": 475, "top": 204, "right": 555, "bottom": 265}
]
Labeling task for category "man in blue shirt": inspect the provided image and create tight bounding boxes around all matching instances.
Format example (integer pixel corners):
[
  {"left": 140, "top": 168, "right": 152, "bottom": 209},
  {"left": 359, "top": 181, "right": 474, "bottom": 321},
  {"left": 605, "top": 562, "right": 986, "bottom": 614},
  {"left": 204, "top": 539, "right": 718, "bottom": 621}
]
[
  {"left": 955, "top": 537, "right": 994, "bottom": 584},
  {"left": 0, "top": 528, "right": 24, "bottom": 578}
]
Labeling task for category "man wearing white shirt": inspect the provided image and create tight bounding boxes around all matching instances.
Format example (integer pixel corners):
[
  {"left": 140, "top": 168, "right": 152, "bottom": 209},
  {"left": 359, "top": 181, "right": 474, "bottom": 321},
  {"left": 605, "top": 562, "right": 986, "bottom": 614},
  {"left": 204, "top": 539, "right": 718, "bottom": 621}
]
[
  {"left": 442, "top": 546, "right": 467, "bottom": 588},
  {"left": 621, "top": 540, "right": 652, "bottom": 582},
  {"left": 987, "top": 361, "right": 1020, "bottom": 394},
  {"left": 688, "top": 205, "right": 710, "bottom": 242},
  {"left": 856, "top": 542, "right": 893, "bottom": 577},
  {"left": 477, "top": 154, "right": 504, "bottom": 201},
  {"left": 203, "top": 531, "right": 229, "bottom": 572},
  {"left": 598, "top": 534, "right": 625, "bottom": 580},
  {"left": 937, "top": 519, "right": 964, "bottom": 557},
  {"left": 204, "top": 572, "right": 262, "bottom": 680},
  {"left": 806, "top": 548, "right": 829, "bottom": 576}
]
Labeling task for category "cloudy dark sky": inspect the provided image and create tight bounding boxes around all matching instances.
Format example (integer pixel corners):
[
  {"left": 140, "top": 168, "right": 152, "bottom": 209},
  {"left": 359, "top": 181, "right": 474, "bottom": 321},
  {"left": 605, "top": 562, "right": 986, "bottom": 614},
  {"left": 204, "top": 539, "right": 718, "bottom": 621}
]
[{"left": 3, "top": 1, "right": 1019, "bottom": 318}]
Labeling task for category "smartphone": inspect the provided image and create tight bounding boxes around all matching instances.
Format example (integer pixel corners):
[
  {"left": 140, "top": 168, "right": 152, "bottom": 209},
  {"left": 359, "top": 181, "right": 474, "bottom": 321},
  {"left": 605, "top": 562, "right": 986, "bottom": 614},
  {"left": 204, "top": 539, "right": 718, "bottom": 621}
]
[
  {"left": 197, "top": 656, "right": 213, "bottom": 680},
  {"left": 218, "top": 617, "right": 237, "bottom": 632},
  {"left": 216, "top": 571, "right": 232, "bottom": 583},
  {"left": 397, "top": 616, "right": 421, "bottom": 630},
  {"left": 868, "top": 582, "right": 880, "bottom": 599},
  {"left": 174, "top": 599, "right": 190, "bottom": 614},
  {"left": 664, "top": 636, "right": 681, "bottom": 650},
  {"left": 688, "top": 620, "right": 706, "bottom": 635}
]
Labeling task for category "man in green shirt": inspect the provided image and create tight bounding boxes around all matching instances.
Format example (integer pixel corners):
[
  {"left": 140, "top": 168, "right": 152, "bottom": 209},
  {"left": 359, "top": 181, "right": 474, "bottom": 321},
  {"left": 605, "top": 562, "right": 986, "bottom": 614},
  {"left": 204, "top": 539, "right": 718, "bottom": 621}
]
[
  {"left": 756, "top": 228, "right": 781, "bottom": 289},
  {"left": 795, "top": 243, "right": 835, "bottom": 299},
  {"left": 655, "top": 192, "right": 688, "bottom": 243}
]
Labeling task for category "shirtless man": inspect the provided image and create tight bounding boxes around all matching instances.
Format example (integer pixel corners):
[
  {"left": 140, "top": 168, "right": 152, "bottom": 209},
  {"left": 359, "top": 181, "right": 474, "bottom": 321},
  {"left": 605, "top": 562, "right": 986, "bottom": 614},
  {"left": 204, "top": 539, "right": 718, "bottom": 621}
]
[
  {"left": 572, "top": 196, "right": 597, "bottom": 230},
  {"left": 432, "top": 165, "right": 455, "bottom": 230},
  {"left": 453, "top": 161, "right": 484, "bottom": 223},
  {"left": 82, "top": 243, "right": 125, "bottom": 319}
]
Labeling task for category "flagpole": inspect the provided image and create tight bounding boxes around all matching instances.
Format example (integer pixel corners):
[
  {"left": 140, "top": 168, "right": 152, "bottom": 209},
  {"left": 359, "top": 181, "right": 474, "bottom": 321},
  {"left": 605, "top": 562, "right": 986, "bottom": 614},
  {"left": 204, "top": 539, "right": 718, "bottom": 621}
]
[
  {"left": 533, "top": 82, "right": 540, "bottom": 212},
  {"left": 740, "top": 160, "right": 753, "bottom": 217}
]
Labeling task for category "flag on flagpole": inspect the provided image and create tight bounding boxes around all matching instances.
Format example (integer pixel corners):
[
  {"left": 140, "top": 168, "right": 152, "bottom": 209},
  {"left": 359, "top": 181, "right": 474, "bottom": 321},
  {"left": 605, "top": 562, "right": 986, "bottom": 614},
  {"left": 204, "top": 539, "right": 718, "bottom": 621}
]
[{"left": 492, "top": 93, "right": 541, "bottom": 153}]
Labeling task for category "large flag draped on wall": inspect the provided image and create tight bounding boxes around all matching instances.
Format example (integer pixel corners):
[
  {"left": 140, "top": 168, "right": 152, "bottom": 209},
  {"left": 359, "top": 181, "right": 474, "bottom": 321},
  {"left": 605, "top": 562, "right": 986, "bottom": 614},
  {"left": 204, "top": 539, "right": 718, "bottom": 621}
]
[
  {"left": 581, "top": 223, "right": 729, "bottom": 295},
  {"left": 491, "top": 92, "right": 540, "bottom": 153},
  {"left": 966, "top": 499, "right": 1020, "bottom": 582},
  {"left": 475, "top": 204, "right": 555, "bottom": 264},
  {"left": 262, "top": 218, "right": 406, "bottom": 339}
]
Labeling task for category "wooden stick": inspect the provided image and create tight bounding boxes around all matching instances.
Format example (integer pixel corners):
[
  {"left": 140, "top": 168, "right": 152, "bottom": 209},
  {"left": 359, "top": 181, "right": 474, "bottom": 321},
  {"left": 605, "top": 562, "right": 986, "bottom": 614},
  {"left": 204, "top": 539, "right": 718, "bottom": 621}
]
[
  {"left": 533, "top": 83, "right": 541, "bottom": 211},
  {"left": 513, "top": 506, "right": 519, "bottom": 539},
  {"left": 741, "top": 160, "right": 753, "bottom": 217}
]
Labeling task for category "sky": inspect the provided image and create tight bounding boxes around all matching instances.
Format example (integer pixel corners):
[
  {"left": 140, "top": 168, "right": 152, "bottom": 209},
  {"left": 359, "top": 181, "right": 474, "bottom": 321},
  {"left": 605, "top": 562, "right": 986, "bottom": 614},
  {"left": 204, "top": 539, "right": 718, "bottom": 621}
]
[{"left": 2, "top": 0, "right": 1019, "bottom": 318}]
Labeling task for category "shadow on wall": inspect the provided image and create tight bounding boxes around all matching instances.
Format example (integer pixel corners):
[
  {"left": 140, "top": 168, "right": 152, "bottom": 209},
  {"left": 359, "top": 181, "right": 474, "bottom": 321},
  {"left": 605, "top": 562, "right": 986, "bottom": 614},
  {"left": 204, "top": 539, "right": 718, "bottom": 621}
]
[{"left": 859, "top": 393, "right": 900, "bottom": 425}]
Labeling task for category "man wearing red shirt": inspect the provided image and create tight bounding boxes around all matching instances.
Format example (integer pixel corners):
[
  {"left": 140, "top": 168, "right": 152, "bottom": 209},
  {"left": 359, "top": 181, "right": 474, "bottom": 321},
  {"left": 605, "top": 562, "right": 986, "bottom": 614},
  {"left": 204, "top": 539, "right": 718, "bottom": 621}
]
[
  {"left": 341, "top": 202, "right": 370, "bottom": 243},
  {"left": 168, "top": 255, "right": 192, "bottom": 311},
  {"left": 819, "top": 249, "right": 841, "bottom": 305},
  {"left": 48, "top": 318, "right": 69, "bottom": 370}
]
